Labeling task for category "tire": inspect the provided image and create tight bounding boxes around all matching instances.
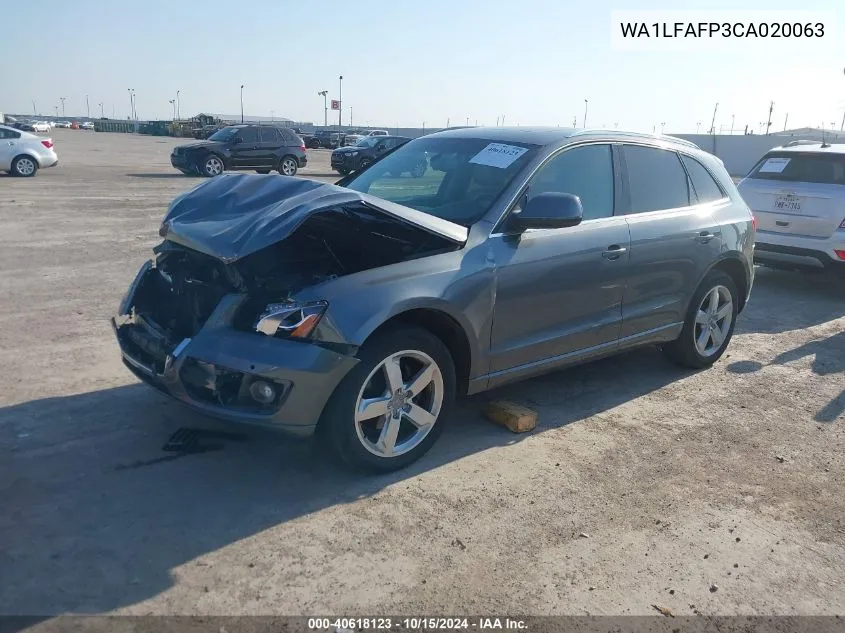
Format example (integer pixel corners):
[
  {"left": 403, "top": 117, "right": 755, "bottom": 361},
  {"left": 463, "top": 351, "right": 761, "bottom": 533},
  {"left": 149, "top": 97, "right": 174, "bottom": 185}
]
[
  {"left": 11, "top": 155, "right": 38, "bottom": 177},
  {"left": 663, "top": 269, "right": 738, "bottom": 369},
  {"left": 255, "top": 169, "right": 271, "bottom": 174},
  {"left": 308, "top": 139, "right": 320, "bottom": 149},
  {"left": 200, "top": 154, "right": 224, "bottom": 177},
  {"left": 279, "top": 156, "right": 298, "bottom": 176},
  {"left": 319, "top": 325, "right": 456, "bottom": 473}
]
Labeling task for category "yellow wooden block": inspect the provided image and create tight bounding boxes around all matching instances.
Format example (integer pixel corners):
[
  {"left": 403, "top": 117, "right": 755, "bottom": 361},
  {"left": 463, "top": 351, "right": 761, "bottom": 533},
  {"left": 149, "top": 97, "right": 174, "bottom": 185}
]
[{"left": 483, "top": 400, "right": 538, "bottom": 433}]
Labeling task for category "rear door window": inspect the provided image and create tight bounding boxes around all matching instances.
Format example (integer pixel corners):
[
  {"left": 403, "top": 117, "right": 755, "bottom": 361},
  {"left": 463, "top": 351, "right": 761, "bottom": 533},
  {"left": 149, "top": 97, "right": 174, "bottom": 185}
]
[
  {"left": 681, "top": 155, "right": 726, "bottom": 203},
  {"left": 237, "top": 127, "right": 259, "bottom": 144},
  {"left": 622, "top": 145, "right": 690, "bottom": 213},
  {"left": 747, "top": 152, "right": 845, "bottom": 185},
  {"left": 260, "top": 126, "right": 281, "bottom": 144}
]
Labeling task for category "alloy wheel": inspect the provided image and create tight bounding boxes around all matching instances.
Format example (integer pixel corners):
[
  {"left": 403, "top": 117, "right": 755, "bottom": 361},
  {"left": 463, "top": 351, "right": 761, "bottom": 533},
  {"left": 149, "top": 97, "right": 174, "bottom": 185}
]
[
  {"left": 281, "top": 158, "right": 297, "bottom": 176},
  {"left": 693, "top": 285, "right": 733, "bottom": 357},
  {"left": 15, "top": 157, "right": 36, "bottom": 176},
  {"left": 354, "top": 350, "right": 444, "bottom": 458},
  {"left": 204, "top": 156, "right": 223, "bottom": 176}
]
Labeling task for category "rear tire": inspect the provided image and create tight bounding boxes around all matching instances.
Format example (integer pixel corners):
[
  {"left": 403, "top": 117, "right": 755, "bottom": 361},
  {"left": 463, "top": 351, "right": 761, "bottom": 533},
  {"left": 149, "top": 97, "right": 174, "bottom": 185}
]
[
  {"left": 663, "top": 270, "right": 738, "bottom": 369},
  {"left": 320, "top": 325, "right": 456, "bottom": 473},
  {"left": 279, "top": 156, "right": 298, "bottom": 176},
  {"left": 11, "top": 155, "right": 38, "bottom": 177}
]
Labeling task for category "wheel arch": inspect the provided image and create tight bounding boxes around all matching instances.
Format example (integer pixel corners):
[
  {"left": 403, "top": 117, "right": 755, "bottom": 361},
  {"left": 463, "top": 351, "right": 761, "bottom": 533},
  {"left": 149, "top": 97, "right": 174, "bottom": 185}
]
[
  {"left": 11, "top": 153, "right": 40, "bottom": 174},
  {"left": 361, "top": 306, "right": 474, "bottom": 396},
  {"left": 702, "top": 255, "right": 750, "bottom": 313}
]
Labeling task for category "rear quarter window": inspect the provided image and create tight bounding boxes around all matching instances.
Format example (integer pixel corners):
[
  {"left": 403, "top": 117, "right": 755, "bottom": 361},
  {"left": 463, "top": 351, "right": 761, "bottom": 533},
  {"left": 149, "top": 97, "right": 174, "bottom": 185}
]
[{"left": 748, "top": 152, "right": 845, "bottom": 185}]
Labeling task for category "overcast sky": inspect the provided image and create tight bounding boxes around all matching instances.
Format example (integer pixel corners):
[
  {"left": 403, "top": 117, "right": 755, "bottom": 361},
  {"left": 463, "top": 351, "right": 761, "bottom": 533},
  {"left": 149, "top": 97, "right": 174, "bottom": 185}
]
[{"left": 3, "top": 0, "right": 843, "bottom": 132}]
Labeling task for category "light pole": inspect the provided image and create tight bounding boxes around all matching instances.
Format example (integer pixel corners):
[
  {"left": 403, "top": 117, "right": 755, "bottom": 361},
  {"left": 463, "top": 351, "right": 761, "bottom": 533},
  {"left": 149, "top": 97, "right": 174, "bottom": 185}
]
[
  {"left": 317, "top": 90, "right": 328, "bottom": 127},
  {"left": 32, "top": 100, "right": 36, "bottom": 116},
  {"left": 176, "top": 90, "right": 180, "bottom": 120},
  {"left": 99, "top": 102, "right": 104, "bottom": 118},
  {"left": 86, "top": 94, "right": 90, "bottom": 119},
  {"left": 583, "top": 99, "right": 588, "bottom": 128},
  {"left": 169, "top": 99, "right": 176, "bottom": 120},
  {"left": 127, "top": 89, "right": 134, "bottom": 119},
  {"left": 270, "top": 110, "right": 275, "bottom": 122},
  {"left": 349, "top": 107, "right": 353, "bottom": 126},
  {"left": 731, "top": 114, "right": 735, "bottom": 135},
  {"left": 240, "top": 85, "right": 244, "bottom": 123},
  {"left": 54, "top": 105, "right": 58, "bottom": 117},
  {"left": 60, "top": 97, "right": 67, "bottom": 117},
  {"left": 660, "top": 122, "right": 666, "bottom": 133},
  {"left": 338, "top": 75, "right": 343, "bottom": 127},
  {"left": 697, "top": 122, "right": 701, "bottom": 133}
]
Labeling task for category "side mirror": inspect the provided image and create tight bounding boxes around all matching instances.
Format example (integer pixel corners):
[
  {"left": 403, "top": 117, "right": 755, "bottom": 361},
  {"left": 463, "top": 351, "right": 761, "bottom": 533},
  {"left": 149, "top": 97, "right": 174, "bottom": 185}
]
[{"left": 509, "top": 192, "right": 583, "bottom": 231}]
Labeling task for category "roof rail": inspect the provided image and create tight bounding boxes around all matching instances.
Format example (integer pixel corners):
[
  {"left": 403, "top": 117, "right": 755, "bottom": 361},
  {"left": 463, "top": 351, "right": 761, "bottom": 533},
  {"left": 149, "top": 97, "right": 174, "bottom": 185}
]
[
  {"left": 783, "top": 139, "right": 820, "bottom": 147},
  {"left": 569, "top": 129, "right": 701, "bottom": 150}
]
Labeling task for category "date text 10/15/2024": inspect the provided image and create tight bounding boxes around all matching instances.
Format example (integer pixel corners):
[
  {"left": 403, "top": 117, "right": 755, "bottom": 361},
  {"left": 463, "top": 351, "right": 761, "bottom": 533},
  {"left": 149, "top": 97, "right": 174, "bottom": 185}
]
[{"left": 308, "top": 617, "right": 528, "bottom": 630}]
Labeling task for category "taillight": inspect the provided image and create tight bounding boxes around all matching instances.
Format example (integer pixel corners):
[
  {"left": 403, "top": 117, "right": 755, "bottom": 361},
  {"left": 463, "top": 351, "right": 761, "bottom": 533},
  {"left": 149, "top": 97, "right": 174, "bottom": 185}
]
[
  {"left": 41, "top": 139, "right": 53, "bottom": 149},
  {"left": 300, "top": 143, "right": 306, "bottom": 151},
  {"left": 751, "top": 215, "right": 758, "bottom": 231},
  {"left": 834, "top": 250, "right": 845, "bottom": 261}
]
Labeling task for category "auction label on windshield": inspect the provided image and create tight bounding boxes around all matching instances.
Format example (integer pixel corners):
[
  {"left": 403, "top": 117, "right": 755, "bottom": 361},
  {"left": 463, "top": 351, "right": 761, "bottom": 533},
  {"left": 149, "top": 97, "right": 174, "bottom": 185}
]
[
  {"left": 611, "top": 10, "right": 836, "bottom": 51},
  {"left": 469, "top": 143, "right": 528, "bottom": 169}
]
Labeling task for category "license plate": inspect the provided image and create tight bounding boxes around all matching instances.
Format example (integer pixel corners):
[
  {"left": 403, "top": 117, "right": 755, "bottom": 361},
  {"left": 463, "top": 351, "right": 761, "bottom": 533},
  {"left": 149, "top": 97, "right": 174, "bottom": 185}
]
[{"left": 773, "top": 193, "right": 803, "bottom": 213}]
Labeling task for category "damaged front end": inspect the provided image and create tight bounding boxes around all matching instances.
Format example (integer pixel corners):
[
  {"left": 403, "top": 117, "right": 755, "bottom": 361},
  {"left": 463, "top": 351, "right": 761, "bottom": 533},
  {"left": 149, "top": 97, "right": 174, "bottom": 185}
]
[{"left": 113, "top": 174, "right": 467, "bottom": 431}]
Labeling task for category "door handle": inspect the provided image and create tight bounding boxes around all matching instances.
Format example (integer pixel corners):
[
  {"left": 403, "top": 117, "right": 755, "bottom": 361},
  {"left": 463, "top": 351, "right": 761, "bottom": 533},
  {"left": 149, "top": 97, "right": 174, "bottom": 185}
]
[
  {"left": 602, "top": 244, "right": 627, "bottom": 260},
  {"left": 696, "top": 230, "right": 720, "bottom": 244}
]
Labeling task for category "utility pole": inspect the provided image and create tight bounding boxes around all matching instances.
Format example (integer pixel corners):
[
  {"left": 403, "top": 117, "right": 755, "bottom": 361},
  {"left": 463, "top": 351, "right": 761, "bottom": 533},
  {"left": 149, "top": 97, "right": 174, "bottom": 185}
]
[
  {"left": 99, "top": 102, "right": 104, "bottom": 118},
  {"left": 731, "top": 114, "right": 735, "bottom": 135},
  {"left": 127, "top": 89, "right": 133, "bottom": 119},
  {"left": 318, "top": 90, "right": 328, "bottom": 127},
  {"left": 765, "top": 101, "right": 774, "bottom": 135},
  {"left": 176, "top": 90, "right": 180, "bottom": 120},
  {"left": 338, "top": 75, "right": 343, "bottom": 127},
  {"left": 572, "top": 115, "right": 577, "bottom": 127},
  {"left": 60, "top": 97, "right": 67, "bottom": 117},
  {"left": 86, "top": 95, "right": 90, "bottom": 119},
  {"left": 240, "top": 84, "right": 244, "bottom": 123},
  {"left": 784, "top": 113, "right": 789, "bottom": 131},
  {"left": 583, "top": 99, "right": 588, "bottom": 128},
  {"left": 709, "top": 102, "right": 718, "bottom": 134},
  {"left": 697, "top": 122, "right": 701, "bottom": 133},
  {"left": 54, "top": 105, "right": 58, "bottom": 117},
  {"left": 501, "top": 115, "right": 506, "bottom": 126},
  {"left": 169, "top": 99, "right": 176, "bottom": 120},
  {"left": 32, "top": 100, "right": 36, "bottom": 115},
  {"left": 496, "top": 116, "right": 500, "bottom": 126},
  {"left": 840, "top": 111, "right": 844, "bottom": 132}
]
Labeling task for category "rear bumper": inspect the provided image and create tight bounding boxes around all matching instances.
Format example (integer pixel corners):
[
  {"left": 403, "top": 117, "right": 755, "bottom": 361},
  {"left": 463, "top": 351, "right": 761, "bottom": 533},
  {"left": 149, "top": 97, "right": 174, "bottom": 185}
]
[
  {"left": 298, "top": 155, "right": 307, "bottom": 168},
  {"left": 755, "top": 238, "right": 845, "bottom": 272},
  {"left": 113, "top": 264, "right": 359, "bottom": 436},
  {"left": 37, "top": 151, "right": 58, "bottom": 168}
]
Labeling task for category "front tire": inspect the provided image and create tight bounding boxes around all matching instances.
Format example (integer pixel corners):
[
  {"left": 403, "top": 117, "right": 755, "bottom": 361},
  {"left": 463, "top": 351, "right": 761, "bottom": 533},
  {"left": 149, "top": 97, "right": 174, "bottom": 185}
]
[
  {"left": 201, "top": 155, "right": 224, "bottom": 177},
  {"left": 279, "top": 156, "right": 298, "bottom": 176},
  {"left": 11, "top": 155, "right": 38, "bottom": 177},
  {"left": 663, "top": 270, "right": 738, "bottom": 369},
  {"left": 320, "top": 325, "right": 456, "bottom": 473}
]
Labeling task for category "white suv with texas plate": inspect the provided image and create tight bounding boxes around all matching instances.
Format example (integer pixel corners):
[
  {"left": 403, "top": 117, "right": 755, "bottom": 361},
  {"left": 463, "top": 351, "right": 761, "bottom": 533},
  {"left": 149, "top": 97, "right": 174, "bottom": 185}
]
[{"left": 738, "top": 142, "right": 845, "bottom": 274}]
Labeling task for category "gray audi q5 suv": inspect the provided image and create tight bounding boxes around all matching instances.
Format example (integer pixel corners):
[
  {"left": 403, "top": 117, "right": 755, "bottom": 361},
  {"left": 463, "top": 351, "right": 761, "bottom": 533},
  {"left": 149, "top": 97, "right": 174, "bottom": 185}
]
[{"left": 114, "top": 127, "right": 755, "bottom": 471}]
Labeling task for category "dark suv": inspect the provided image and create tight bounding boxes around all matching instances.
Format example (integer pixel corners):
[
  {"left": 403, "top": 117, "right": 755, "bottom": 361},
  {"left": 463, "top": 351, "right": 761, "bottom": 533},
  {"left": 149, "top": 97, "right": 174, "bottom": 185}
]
[
  {"left": 331, "top": 135, "right": 417, "bottom": 175},
  {"left": 171, "top": 124, "right": 307, "bottom": 177},
  {"left": 310, "top": 129, "right": 344, "bottom": 149}
]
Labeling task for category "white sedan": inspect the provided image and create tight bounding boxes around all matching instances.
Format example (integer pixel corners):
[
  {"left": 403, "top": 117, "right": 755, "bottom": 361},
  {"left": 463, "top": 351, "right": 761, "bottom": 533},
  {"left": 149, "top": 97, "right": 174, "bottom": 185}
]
[
  {"left": 80, "top": 121, "right": 95, "bottom": 130},
  {"left": 31, "top": 121, "right": 52, "bottom": 132},
  {"left": 0, "top": 124, "right": 59, "bottom": 176},
  {"left": 54, "top": 121, "right": 71, "bottom": 128}
]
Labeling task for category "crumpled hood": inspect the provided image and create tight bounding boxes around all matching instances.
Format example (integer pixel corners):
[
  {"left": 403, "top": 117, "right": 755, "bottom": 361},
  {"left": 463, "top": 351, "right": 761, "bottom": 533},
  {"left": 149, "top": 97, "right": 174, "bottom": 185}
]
[{"left": 158, "top": 174, "right": 468, "bottom": 263}]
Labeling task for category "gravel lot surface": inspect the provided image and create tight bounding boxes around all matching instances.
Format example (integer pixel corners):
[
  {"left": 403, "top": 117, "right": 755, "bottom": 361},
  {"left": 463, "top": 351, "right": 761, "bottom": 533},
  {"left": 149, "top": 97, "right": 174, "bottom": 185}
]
[{"left": 1, "top": 130, "right": 844, "bottom": 617}]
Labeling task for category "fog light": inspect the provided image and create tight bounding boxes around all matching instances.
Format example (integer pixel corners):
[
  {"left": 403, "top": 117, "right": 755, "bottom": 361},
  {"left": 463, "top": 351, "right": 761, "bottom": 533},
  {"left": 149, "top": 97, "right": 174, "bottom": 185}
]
[{"left": 249, "top": 380, "right": 276, "bottom": 404}]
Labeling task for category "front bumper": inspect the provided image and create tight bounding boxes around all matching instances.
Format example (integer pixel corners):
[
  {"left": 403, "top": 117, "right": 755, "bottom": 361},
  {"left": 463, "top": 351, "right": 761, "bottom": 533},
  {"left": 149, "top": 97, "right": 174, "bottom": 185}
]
[
  {"left": 113, "top": 263, "right": 358, "bottom": 436},
  {"left": 755, "top": 229, "right": 845, "bottom": 272},
  {"left": 170, "top": 152, "right": 196, "bottom": 173},
  {"left": 330, "top": 152, "right": 357, "bottom": 172}
]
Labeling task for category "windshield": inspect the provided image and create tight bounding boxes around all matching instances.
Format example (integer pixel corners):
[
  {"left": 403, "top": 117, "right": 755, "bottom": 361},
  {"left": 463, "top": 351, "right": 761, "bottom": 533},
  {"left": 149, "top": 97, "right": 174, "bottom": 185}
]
[
  {"left": 355, "top": 137, "right": 380, "bottom": 148},
  {"left": 208, "top": 127, "right": 238, "bottom": 142},
  {"left": 748, "top": 151, "right": 845, "bottom": 185},
  {"left": 343, "top": 137, "right": 539, "bottom": 226}
]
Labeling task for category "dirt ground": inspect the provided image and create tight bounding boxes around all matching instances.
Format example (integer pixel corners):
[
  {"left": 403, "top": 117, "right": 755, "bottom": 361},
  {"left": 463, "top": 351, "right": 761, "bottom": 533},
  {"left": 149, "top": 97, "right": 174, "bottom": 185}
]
[{"left": 0, "top": 130, "right": 843, "bottom": 617}]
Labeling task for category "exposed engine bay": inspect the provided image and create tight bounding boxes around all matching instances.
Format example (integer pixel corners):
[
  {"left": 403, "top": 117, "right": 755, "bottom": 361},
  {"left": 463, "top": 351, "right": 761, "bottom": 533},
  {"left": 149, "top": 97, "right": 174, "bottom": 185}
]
[{"left": 128, "top": 203, "right": 461, "bottom": 346}]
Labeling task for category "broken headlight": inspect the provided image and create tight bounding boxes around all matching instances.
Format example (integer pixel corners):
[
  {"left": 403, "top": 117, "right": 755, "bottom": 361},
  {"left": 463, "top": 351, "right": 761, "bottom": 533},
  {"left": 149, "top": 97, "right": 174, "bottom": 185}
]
[{"left": 254, "top": 300, "right": 328, "bottom": 339}]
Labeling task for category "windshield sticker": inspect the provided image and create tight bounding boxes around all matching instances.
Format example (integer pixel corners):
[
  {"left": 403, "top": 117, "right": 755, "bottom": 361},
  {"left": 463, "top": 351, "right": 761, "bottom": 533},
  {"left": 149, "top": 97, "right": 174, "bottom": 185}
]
[
  {"left": 469, "top": 143, "right": 529, "bottom": 169},
  {"left": 758, "top": 157, "right": 791, "bottom": 173}
]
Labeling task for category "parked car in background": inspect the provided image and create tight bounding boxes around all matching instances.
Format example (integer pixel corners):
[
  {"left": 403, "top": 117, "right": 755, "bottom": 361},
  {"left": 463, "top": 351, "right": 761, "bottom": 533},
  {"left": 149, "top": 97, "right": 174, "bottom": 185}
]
[
  {"left": 331, "top": 135, "right": 416, "bottom": 175},
  {"left": 342, "top": 129, "right": 369, "bottom": 146},
  {"left": 170, "top": 124, "right": 307, "bottom": 177},
  {"left": 31, "top": 121, "right": 51, "bottom": 133},
  {"left": 80, "top": 121, "right": 95, "bottom": 130},
  {"left": 116, "top": 127, "right": 754, "bottom": 472},
  {"left": 14, "top": 121, "right": 35, "bottom": 132},
  {"left": 367, "top": 130, "right": 389, "bottom": 137},
  {"left": 310, "top": 130, "right": 342, "bottom": 149},
  {"left": 0, "top": 124, "right": 58, "bottom": 176},
  {"left": 738, "top": 142, "right": 845, "bottom": 274},
  {"left": 54, "top": 120, "right": 71, "bottom": 128}
]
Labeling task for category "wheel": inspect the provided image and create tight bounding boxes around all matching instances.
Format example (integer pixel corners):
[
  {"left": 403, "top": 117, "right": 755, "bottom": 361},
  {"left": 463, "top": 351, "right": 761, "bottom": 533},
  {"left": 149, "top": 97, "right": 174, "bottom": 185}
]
[
  {"left": 320, "top": 325, "right": 456, "bottom": 473},
  {"left": 663, "top": 270, "right": 738, "bottom": 369},
  {"left": 308, "top": 139, "right": 320, "bottom": 149},
  {"left": 255, "top": 169, "right": 271, "bottom": 174},
  {"left": 411, "top": 159, "right": 427, "bottom": 178},
  {"left": 201, "top": 155, "right": 224, "bottom": 177},
  {"left": 279, "top": 156, "right": 298, "bottom": 176},
  {"left": 11, "top": 155, "right": 38, "bottom": 177}
]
